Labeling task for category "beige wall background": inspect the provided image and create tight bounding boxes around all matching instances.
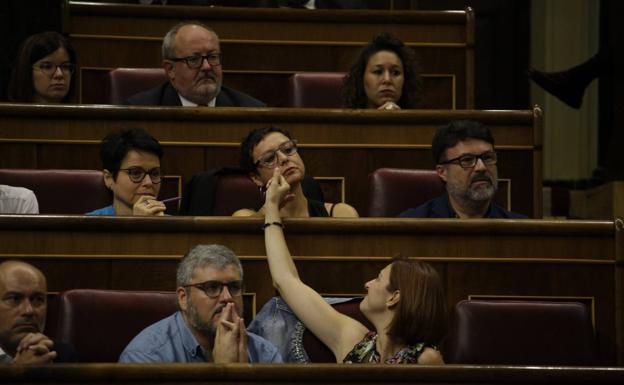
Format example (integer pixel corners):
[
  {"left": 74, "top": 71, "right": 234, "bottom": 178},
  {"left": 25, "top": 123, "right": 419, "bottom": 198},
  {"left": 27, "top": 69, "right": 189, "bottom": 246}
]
[{"left": 531, "top": 0, "right": 600, "bottom": 181}]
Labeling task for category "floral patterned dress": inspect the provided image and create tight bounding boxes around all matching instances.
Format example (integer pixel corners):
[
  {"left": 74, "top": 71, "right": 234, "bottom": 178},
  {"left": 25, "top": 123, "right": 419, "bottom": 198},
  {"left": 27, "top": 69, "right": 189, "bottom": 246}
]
[{"left": 342, "top": 331, "right": 434, "bottom": 364}]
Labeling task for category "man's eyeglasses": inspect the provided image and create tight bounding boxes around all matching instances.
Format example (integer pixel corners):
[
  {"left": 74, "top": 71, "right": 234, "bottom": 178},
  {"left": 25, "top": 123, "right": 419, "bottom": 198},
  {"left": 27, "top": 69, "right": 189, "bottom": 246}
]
[
  {"left": 119, "top": 167, "right": 162, "bottom": 184},
  {"left": 182, "top": 280, "right": 244, "bottom": 298},
  {"left": 439, "top": 151, "right": 497, "bottom": 169},
  {"left": 168, "top": 53, "right": 222, "bottom": 69},
  {"left": 254, "top": 140, "right": 299, "bottom": 169},
  {"left": 32, "top": 62, "right": 75, "bottom": 77}
]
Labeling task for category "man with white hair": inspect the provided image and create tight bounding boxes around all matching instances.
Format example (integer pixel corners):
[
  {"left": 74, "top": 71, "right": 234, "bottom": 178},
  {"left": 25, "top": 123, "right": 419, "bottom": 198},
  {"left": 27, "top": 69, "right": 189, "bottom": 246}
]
[{"left": 126, "top": 21, "right": 265, "bottom": 107}]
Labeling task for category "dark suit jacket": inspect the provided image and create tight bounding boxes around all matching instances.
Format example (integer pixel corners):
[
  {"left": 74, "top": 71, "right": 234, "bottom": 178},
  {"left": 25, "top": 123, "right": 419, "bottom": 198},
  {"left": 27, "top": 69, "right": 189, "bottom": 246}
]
[
  {"left": 399, "top": 194, "right": 527, "bottom": 219},
  {"left": 125, "top": 82, "right": 266, "bottom": 107}
]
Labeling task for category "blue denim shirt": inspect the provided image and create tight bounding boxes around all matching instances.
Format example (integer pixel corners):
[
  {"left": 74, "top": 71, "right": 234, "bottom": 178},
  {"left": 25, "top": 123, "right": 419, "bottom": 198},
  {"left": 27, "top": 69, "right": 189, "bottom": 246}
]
[
  {"left": 119, "top": 311, "right": 282, "bottom": 363},
  {"left": 247, "top": 297, "right": 353, "bottom": 363}
]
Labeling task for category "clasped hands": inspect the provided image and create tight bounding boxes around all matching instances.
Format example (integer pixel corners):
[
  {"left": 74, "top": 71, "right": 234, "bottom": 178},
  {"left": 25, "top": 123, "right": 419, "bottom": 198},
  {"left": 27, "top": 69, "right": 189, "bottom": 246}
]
[
  {"left": 12, "top": 332, "right": 57, "bottom": 364},
  {"left": 212, "top": 303, "right": 248, "bottom": 363},
  {"left": 132, "top": 195, "right": 166, "bottom": 216},
  {"left": 378, "top": 101, "right": 401, "bottom": 111}
]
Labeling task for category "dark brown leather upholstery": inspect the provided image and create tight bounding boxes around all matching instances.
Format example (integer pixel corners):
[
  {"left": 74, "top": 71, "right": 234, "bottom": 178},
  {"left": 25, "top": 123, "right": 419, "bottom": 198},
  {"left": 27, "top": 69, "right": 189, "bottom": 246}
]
[
  {"left": 367, "top": 168, "right": 445, "bottom": 217},
  {"left": 446, "top": 300, "right": 597, "bottom": 365},
  {"left": 288, "top": 72, "right": 346, "bottom": 108},
  {"left": 107, "top": 68, "right": 168, "bottom": 104},
  {"left": 213, "top": 173, "right": 263, "bottom": 216},
  {"left": 0, "top": 169, "right": 110, "bottom": 214},
  {"left": 302, "top": 298, "right": 373, "bottom": 362},
  {"left": 53, "top": 289, "right": 178, "bottom": 362}
]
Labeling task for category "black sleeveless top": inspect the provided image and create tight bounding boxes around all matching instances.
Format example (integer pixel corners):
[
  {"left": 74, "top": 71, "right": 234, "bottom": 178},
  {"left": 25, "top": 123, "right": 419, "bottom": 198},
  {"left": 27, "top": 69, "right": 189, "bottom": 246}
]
[{"left": 308, "top": 199, "right": 336, "bottom": 217}]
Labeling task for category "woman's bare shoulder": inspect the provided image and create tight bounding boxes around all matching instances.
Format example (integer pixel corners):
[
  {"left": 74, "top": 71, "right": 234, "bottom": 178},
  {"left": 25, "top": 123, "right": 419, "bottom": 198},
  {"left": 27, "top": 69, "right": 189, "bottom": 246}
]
[
  {"left": 326, "top": 202, "right": 359, "bottom": 218},
  {"left": 232, "top": 208, "right": 261, "bottom": 217}
]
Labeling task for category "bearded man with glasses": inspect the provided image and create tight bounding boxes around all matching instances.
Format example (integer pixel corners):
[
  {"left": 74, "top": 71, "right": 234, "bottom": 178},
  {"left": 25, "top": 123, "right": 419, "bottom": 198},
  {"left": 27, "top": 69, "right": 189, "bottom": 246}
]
[
  {"left": 125, "top": 21, "right": 265, "bottom": 107},
  {"left": 400, "top": 120, "right": 526, "bottom": 219},
  {"left": 119, "top": 245, "right": 282, "bottom": 363}
]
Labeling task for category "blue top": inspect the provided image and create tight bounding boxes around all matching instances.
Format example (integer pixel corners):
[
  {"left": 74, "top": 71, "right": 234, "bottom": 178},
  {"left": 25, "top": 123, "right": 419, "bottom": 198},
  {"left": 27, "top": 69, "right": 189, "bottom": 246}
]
[
  {"left": 86, "top": 205, "right": 116, "bottom": 216},
  {"left": 119, "top": 311, "right": 282, "bottom": 363},
  {"left": 399, "top": 194, "right": 527, "bottom": 219}
]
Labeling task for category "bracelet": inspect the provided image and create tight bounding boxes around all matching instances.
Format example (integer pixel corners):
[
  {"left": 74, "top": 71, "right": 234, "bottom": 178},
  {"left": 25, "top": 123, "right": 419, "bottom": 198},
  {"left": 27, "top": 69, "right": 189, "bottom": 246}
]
[{"left": 262, "top": 221, "right": 284, "bottom": 230}]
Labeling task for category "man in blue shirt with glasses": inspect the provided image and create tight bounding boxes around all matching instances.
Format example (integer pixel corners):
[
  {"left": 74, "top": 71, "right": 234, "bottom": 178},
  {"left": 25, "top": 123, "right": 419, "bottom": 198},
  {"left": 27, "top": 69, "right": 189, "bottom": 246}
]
[
  {"left": 400, "top": 120, "right": 526, "bottom": 219},
  {"left": 119, "top": 245, "right": 281, "bottom": 363}
]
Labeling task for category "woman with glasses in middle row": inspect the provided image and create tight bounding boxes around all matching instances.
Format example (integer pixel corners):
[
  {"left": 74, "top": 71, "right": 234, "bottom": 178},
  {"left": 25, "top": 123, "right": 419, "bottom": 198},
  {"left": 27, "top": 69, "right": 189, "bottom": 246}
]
[
  {"left": 87, "top": 128, "right": 167, "bottom": 216},
  {"left": 233, "top": 126, "right": 359, "bottom": 218}
]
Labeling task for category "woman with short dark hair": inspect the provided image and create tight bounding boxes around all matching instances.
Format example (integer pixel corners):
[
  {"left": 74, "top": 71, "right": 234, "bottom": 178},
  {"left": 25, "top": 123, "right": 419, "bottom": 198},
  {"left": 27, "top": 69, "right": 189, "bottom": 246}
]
[
  {"left": 87, "top": 128, "right": 166, "bottom": 216},
  {"left": 234, "top": 126, "right": 358, "bottom": 218},
  {"left": 8, "top": 31, "right": 76, "bottom": 103}
]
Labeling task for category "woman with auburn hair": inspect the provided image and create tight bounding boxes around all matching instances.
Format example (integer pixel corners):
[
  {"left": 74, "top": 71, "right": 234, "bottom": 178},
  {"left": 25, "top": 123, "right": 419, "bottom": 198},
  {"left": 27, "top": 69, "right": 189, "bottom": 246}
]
[
  {"left": 262, "top": 167, "right": 448, "bottom": 364},
  {"left": 8, "top": 31, "right": 76, "bottom": 103},
  {"left": 342, "top": 32, "right": 421, "bottom": 111}
]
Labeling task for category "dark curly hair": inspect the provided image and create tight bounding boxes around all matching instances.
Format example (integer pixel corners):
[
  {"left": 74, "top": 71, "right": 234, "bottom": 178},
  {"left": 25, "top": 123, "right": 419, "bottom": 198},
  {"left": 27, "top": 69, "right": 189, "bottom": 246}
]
[
  {"left": 342, "top": 32, "right": 421, "bottom": 109},
  {"left": 8, "top": 31, "right": 77, "bottom": 103}
]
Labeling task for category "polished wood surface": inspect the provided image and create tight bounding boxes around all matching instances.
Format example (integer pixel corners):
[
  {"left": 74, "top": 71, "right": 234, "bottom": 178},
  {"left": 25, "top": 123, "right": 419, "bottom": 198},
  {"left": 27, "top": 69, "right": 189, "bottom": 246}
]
[
  {"left": 0, "top": 215, "right": 619, "bottom": 364},
  {"left": 0, "top": 104, "right": 542, "bottom": 217},
  {"left": 1, "top": 363, "right": 623, "bottom": 384},
  {"left": 63, "top": 1, "right": 474, "bottom": 108}
]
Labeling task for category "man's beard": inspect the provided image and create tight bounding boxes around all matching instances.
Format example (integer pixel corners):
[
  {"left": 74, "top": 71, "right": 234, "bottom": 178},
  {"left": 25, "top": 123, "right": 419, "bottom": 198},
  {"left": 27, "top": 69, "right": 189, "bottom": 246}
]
[
  {"left": 448, "top": 171, "right": 497, "bottom": 209},
  {"left": 187, "top": 298, "right": 218, "bottom": 339}
]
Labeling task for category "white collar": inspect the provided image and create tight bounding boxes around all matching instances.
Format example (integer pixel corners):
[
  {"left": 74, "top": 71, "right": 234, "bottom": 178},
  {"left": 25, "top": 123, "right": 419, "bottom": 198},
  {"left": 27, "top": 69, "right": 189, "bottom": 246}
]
[{"left": 178, "top": 93, "right": 216, "bottom": 107}]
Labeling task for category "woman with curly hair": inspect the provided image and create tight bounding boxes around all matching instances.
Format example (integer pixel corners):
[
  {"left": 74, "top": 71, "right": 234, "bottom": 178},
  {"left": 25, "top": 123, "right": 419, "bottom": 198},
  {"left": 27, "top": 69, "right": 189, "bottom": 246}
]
[{"left": 342, "top": 32, "right": 422, "bottom": 110}]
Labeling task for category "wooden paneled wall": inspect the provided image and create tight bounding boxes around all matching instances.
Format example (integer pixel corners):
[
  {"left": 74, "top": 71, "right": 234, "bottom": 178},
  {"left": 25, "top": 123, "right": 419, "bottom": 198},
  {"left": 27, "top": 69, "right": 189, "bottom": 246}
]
[
  {"left": 0, "top": 104, "right": 542, "bottom": 217},
  {"left": 63, "top": 1, "right": 474, "bottom": 108}
]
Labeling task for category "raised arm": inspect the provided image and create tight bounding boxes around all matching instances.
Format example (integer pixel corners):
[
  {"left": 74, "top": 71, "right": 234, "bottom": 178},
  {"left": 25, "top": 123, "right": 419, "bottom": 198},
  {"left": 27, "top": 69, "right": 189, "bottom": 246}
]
[{"left": 263, "top": 168, "right": 368, "bottom": 361}]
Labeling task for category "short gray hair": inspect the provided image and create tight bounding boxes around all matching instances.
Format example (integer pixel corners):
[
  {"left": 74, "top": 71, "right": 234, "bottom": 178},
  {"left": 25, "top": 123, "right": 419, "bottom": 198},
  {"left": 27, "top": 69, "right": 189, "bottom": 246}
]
[
  {"left": 176, "top": 244, "right": 243, "bottom": 287},
  {"left": 162, "top": 21, "right": 219, "bottom": 60}
]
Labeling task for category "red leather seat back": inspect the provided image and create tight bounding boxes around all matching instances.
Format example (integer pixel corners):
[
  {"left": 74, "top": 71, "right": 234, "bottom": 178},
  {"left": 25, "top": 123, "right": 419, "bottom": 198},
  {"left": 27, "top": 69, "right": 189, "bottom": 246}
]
[
  {"left": 446, "top": 300, "right": 597, "bottom": 365},
  {"left": 107, "top": 68, "right": 168, "bottom": 104},
  {"left": 53, "top": 289, "right": 178, "bottom": 362},
  {"left": 368, "top": 168, "right": 444, "bottom": 217},
  {"left": 0, "top": 169, "right": 110, "bottom": 214},
  {"left": 212, "top": 173, "right": 263, "bottom": 216},
  {"left": 288, "top": 72, "right": 346, "bottom": 108}
]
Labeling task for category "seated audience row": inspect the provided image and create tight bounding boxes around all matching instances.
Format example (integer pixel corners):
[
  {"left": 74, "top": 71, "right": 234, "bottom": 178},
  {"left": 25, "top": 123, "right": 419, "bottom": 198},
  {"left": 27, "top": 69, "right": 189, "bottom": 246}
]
[
  {"left": 78, "top": 119, "right": 524, "bottom": 219},
  {"left": 7, "top": 22, "right": 419, "bottom": 110},
  {"left": 0, "top": 234, "right": 446, "bottom": 364},
  {"left": 0, "top": 120, "right": 525, "bottom": 218}
]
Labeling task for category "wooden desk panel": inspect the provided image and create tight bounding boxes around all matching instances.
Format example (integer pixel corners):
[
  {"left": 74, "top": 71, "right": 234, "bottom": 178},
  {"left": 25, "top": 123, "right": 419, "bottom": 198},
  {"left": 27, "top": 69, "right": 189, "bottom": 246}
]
[
  {"left": 1, "top": 364, "right": 623, "bottom": 384},
  {"left": 0, "top": 216, "right": 620, "bottom": 364},
  {"left": 64, "top": 2, "right": 474, "bottom": 108},
  {"left": 0, "top": 104, "right": 542, "bottom": 217}
]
